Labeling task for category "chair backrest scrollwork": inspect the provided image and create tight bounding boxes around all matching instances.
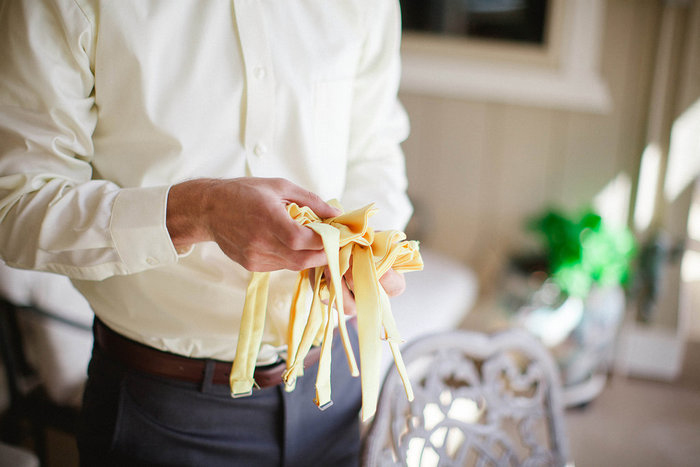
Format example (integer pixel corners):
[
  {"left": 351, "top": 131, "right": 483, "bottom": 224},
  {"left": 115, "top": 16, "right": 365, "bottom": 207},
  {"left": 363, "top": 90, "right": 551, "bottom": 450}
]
[{"left": 363, "top": 329, "right": 569, "bottom": 466}]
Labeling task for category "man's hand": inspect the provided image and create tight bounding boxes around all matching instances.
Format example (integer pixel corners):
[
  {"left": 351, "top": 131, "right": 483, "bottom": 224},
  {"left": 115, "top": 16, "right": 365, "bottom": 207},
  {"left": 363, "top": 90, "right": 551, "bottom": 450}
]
[
  {"left": 341, "top": 268, "right": 406, "bottom": 316},
  {"left": 166, "top": 177, "right": 340, "bottom": 272}
]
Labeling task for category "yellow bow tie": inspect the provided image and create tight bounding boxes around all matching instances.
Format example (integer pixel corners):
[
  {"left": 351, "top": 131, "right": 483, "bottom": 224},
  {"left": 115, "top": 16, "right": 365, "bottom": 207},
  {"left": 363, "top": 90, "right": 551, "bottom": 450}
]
[{"left": 230, "top": 201, "right": 423, "bottom": 421}]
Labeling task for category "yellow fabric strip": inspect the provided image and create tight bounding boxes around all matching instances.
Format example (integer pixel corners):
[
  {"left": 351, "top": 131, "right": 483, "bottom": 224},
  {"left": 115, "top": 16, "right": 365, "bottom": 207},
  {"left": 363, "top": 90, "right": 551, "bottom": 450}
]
[
  {"left": 352, "top": 244, "right": 384, "bottom": 421},
  {"left": 307, "top": 223, "right": 343, "bottom": 316},
  {"left": 282, "top": 267, "right": 324, "bottom": 388},
  {"left": 314, "top": 291, "right": 336, "bottom": 409},
  {"left": 305, "top": 222, "right": 344, "bottom": 408},
  {"left": 229, "top": 271, "right": 270, "bottom": 397},
  {"left": 336, "top": 244, "right": 360, "bottom": 376},
  {"left": 284, "top": 269, "right": 310, "bottom": 392},
  {"left": 378, "top": 284, "right": 414, "bottom": 402}
]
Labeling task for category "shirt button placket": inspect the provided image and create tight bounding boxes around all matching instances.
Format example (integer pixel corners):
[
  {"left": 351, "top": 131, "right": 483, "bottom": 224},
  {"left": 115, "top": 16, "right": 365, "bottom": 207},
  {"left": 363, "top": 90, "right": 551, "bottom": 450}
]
[{"left": 233, "top": 0, "right": 275, "bottom": 175}]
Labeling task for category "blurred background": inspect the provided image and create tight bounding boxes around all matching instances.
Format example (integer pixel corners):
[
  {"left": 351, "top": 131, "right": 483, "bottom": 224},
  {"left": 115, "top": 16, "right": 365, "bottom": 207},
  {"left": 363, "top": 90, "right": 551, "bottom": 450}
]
[
  {"left": 397, "top": 0, "right": 700, "bottom": 465},
  {"left": 1, "top": 0, "right": 699, "bottom": 465}
]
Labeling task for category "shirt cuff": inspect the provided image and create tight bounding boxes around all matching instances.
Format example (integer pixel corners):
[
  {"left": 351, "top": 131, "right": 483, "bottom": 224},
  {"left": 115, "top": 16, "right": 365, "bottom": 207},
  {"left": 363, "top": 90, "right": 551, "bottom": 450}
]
[{"left": 110, "top": 185, "right": 179, "bottom": 273}]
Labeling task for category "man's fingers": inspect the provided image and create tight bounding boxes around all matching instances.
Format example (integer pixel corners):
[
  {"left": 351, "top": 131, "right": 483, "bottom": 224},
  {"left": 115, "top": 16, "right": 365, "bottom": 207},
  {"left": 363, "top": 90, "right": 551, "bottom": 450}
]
[
  {"left": 251, "top": 243, "right": 328, "bottom": 272},
  {"left": 274, "top": 216, "right": 325, "bottom": 251},
  {"left": 379, "top": 269, "right": 406, "bottom": 297},
  {"left": 262, "top": 192, "right": 325, "bottom": 251},
  {"left": 290, "top": 250, "right": 328, "bottom": 271},
  {"left": 284, "top": 182, "right": 341, "bottom": 220}
]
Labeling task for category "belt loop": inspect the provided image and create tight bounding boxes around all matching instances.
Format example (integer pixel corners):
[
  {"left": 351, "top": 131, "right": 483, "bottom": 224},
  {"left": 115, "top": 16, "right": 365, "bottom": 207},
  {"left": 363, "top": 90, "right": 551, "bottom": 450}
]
[{"left": 201, "top": 359, "right": 217, "bottom": 393}]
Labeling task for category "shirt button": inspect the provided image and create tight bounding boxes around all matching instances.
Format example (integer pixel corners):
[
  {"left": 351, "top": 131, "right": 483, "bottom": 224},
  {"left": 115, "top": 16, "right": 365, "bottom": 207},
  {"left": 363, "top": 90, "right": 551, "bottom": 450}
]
[
  {"left": 254, "top": 143, "right": 267, "bottom": 157},
  {"left": 254, "top": 67, "right": 266, "bottom": 80},
  {"left": 146, "top": 256, "right": 159, "bottom": 266}
]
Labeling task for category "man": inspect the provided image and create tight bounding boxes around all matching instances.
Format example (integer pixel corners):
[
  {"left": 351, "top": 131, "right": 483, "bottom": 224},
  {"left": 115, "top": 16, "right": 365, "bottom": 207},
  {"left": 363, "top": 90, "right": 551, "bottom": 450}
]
[{"left": 0, "top": 1, "right": 412, "bottom": 465}]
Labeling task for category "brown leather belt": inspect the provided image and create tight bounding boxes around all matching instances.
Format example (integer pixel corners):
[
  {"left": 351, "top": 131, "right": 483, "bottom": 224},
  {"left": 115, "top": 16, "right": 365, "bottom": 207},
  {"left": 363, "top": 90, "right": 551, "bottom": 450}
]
[{"left": 94, "top": 318, "right": 321, "bottom": 389}]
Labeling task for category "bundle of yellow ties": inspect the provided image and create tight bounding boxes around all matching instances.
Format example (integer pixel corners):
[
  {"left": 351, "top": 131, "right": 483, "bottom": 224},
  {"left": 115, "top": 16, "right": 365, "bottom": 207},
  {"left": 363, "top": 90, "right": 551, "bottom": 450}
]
[{"left": 229, "top": 200, "right": 423, "bottom": 420}]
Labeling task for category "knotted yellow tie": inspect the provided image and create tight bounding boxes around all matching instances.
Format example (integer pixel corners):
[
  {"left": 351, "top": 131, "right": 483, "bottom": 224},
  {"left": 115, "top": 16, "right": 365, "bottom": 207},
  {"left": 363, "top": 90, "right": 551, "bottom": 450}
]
[{"left": 229, "top": 201, "right": 422, "bottom": 421}]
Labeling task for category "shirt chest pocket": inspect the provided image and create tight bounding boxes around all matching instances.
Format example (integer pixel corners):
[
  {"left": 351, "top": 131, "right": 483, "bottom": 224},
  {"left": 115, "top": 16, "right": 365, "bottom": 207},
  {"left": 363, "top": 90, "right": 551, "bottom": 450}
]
[{"left": 313, "top": 79, "right": 353, "bottom": 164}]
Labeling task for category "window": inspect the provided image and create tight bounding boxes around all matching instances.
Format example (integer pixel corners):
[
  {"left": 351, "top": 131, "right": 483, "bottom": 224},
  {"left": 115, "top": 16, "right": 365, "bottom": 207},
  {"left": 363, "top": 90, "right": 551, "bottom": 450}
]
[
  {"left": 399, "top": 0, "right": 611, "bottom": 113},
  {"left": 400, "top": 0, "right": 549, "bottom": 45}
]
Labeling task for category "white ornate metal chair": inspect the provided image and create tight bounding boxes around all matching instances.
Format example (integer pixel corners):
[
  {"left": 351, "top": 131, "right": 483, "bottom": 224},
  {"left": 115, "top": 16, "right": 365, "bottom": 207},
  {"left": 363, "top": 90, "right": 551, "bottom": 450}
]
[{"left": 362, "top": 328, "right": 570, "bottom": 466}]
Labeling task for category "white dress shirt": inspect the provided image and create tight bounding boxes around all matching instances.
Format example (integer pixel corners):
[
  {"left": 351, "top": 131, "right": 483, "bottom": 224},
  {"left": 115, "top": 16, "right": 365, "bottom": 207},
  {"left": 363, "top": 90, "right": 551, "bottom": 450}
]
[{"left": 0, "top": 0, "right": 411, "bottom": 362}]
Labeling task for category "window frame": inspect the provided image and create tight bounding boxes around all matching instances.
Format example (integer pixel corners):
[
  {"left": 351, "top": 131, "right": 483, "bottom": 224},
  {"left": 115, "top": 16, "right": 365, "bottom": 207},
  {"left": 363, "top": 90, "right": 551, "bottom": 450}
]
[{"left": 399, "top": 0, "right": 612, "bottom": 113}]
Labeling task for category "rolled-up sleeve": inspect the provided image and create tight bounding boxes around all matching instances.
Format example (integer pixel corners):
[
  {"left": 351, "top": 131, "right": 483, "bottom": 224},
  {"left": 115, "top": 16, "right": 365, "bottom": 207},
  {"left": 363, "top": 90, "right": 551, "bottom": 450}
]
[
  {"left": 341, "top": 0, "right": 412, "bottom": 231},
  {"left": 0, "top": 0, "right": 177, "bottom": 280}
]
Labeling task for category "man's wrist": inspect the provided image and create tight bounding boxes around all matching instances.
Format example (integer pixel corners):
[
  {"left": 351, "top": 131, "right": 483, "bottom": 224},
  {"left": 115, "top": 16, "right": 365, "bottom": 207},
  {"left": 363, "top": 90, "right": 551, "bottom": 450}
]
[{"left": 166, "top": 179, "right": 213, "bottom": 251}]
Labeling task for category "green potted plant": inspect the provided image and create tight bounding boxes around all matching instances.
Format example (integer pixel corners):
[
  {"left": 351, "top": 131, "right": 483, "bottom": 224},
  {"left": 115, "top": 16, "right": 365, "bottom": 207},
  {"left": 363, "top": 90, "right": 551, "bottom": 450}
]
[
  {"left": 528, "top": 209, "right": 636, "bottom": 300},
  {"left": 506, "top": 208, "right": 637, "bottom": 406}
]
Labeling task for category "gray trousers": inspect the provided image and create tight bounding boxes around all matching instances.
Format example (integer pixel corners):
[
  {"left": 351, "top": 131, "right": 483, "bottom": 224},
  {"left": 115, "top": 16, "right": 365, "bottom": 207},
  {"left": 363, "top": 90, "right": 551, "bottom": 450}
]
[{"left": 77, "top": 324, "right": 362, "bottom": 467}]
